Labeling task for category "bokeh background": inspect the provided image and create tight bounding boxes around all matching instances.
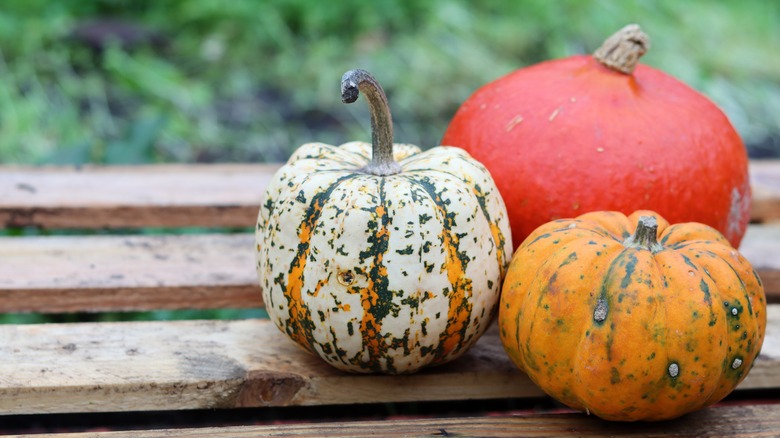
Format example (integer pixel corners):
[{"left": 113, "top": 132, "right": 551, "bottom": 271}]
[{"left": 1, "top": 0, "right": 779, "bottom": 166}]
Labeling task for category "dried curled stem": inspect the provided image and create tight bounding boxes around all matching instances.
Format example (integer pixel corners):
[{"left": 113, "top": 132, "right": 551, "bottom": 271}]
[{"left": 341, "top": 69, "right": 401, "bottom": 176}]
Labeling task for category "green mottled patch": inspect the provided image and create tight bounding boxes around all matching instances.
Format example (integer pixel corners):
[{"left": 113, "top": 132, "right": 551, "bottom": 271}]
[
  {"left": 699, "top": 278, "right": 712, "bottom": 305},
  {"left": 401, "top": 294, "right": 420, "bottom": 309},
  {"left": 619, "top": 253, "right": 638, "bottom": 289},
  {"left": 611, "top": 367, "right": 621, "bottom": 384},
  {"left": 527, "top": 232, "right": 552, "bottom": 247},
  {"left": 559, "top": 252, "right": 578, "bottom": 268},
  {"left": 396, "top": 245, "right": 414, "bottom": 255}
]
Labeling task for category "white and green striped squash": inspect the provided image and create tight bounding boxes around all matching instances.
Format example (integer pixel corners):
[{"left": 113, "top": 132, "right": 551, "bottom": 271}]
[{"left": 255, "top": 69, "right": 513, "bottom": 374}]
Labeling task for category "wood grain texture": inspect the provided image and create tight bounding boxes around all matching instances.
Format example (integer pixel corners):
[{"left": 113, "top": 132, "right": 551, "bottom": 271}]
[
  {"left": 0, "top": 234, "right": 261, "bottom": 312},
  {"left": 0, "top": 164, "right": 279, "bottom": 229},
  {"left": 1, "top": 225, "right": 778, "bottom": 314},
  {"left": 741, "top": 224, "right": 780, "bottom": 303},
  {"left": 1, "top": 161, "right": 777, "bottom": 229},
  {"left": 0, "top": 318, "right": 544, "bottom": 415},
  {"left": 25, "top": 403, "right": 780, "bottom": 437},
  {"left": 751, "top": 160, "right": 780, "bottom": 223},
  {"left": 0, "top": 305, "right": 777, "bottom": 416}
]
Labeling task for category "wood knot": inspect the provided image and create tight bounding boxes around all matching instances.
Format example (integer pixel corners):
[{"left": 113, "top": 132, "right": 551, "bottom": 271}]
[{"left": 236, "top": 370, "right": 308, "bottom": 407}]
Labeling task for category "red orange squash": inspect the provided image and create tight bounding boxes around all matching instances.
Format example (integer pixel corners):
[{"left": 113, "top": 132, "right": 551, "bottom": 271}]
[
  {"left": 442, "top": 24, "right": 751, "bottom": 248},
  {"left": 499, "top": 210, "right": 767, "bottom": 421}
]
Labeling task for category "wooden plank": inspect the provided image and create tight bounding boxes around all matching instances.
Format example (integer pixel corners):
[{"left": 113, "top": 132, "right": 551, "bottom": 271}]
[
  {"left": 0, "top": 305, "right": 778, "bottom": 416},
  {"left": 1, "top": 224, "right": 778, "bottom": 314},
  {"left": 741, "top": 224, "right": 780, "bottom": 304},
  {"left": 1, "top": 161, "right": 778, "bottom": 229},
  {"left": 0, "top": 234, "right": 261, "bottom": 313},
  {"left": 27, "top": 403, "right": 780, "bottom": 437},
  {"left": 0, "top": 164, "right": 279, "bottom": 229},
  {"left": 751, "top": 160, "right": 780, "bottom": 223},
  {"left": 0, "top": 319, "right": 540, "bottom": 415}
]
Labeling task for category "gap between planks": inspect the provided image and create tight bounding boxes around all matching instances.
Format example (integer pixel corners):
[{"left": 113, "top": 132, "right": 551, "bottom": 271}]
[
  {"left": 0, "top": 161, "right": 779, "bottom": 228},
  {"left": 0, "top": 225, "right": 778, "bottom": 313},
  {"left": 23, "top": 403, "right": 780, "bottom": 438},
  {"left": 0, "top": 305, "right": 778, "bottom": 416}
]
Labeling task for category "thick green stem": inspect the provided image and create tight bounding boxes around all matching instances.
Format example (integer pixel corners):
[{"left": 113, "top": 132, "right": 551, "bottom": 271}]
[
  {"left": 624, "top": 216, "right": 664, "bottom": 253},
  {"left": 593, "top": 24, "right": 650, "bottom": 74},
  {"left": 341, "top": 69, "right": 401, "bottom": 176}
]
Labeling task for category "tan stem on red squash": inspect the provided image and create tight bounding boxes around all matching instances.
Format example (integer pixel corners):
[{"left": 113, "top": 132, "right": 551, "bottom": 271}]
[
  {"left": 593, "top": 24, "right": 650, "bottom": 74},
  {"left": 341, "top": 69, "right": 401, "bottom": 176},
  {"left": 624, "top": 216, "right": 664, "bottom": 253}
]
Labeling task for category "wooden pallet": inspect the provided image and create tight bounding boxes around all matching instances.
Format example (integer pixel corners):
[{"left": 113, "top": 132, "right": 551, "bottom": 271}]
[{"left": 1, "top": 162, "right": 779, "bottom": 436}]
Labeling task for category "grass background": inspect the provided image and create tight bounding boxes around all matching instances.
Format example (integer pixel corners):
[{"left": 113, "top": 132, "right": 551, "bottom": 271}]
[
  {"left": 1, "top": 0, "right": 779, "bottom": 323},
  {"left": 1, "top": 0, "right": 779, "bottom": 166}
]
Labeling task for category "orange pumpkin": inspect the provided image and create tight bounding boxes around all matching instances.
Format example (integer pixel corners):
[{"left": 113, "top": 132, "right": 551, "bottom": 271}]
[
  {"left": 442, "top": 24, "right": 751, "bottom": 249},
  {"left": 499, "top": 210, "right": 766, "bottom": 421}
]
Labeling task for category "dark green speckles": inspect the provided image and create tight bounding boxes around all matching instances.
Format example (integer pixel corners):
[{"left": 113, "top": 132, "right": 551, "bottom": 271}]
[
  {"left": 681, "top": 254, "right": 698, "bottom": 273},
  {"left": 401, "top": 294, "right": 420, "bottom": 310},
  {"left": 697, "top": 277, "right": 713, "bottom": 306},
  {"left": 610, "top": 367, "right": 621, "bottom": 384},
  {"left": 559, "top": 252, "right": 578, "bottom": 268},
  {"left": 620, "top": 254, "right": 638, "bottom": 289},
  {"left": 396, "top": 245, "right": 414, "bottom": 255},
  {"left": 753, "top": 269, "right": 763, "bottom": 287},
  {"left": 527, "top": 232, "right": 552, "bottom": 247}
]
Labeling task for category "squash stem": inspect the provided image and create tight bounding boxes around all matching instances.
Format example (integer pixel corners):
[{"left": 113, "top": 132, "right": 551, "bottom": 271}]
[
  {"left": 593, "top": 24, "right": 650, "bottom": 75},
  {"left": 624, "top": 216, "right": 664, "bottom": 253},
  {"left": 341, "top": 69, "right": 401, "bottom": 176}
]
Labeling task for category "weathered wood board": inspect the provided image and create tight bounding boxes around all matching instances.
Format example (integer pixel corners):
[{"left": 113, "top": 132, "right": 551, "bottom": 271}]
[
  {"left": 0, "top": 164, "right": 277, "bottom": 228},
  {"left": 26, "top": 403, "right": 780, "bottom": 438},
  {"left": 1, "top": 224, "right": 778, "bottom": 313},
  {"left": 0, "top": 305, "right": 777, "bottom": 416},
  {"left": 1, "top": 161, "right": 779, "bottom": 229},
  {"left": 0, "top": 234, "right": 260, "bottom": 312}
]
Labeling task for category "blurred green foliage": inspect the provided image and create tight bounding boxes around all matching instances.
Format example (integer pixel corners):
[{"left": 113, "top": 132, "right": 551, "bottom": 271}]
[
  {"left": 1, "top": 1, "right": 779, "bottom": 323},
  {"left": 0, "top": 0, "right": 778, "bottom": 165}
]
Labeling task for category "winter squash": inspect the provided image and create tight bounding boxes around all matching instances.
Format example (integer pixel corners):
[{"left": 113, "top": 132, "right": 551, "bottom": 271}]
[
  {"left": 256, "top": 69, "right": 512, "bottom": 374},
  {"left": 499, "top": 210, "right": 766, "bottom": 421},
  {"left": 442, "top": 24, "right": 751, "bottom": 249}
]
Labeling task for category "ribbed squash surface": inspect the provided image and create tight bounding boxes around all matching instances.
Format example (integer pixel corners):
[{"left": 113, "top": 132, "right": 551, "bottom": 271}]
[
  {"left": 499, "top": 210, "right": 766, "bottom": 421},
  {"left": 257, "top": 141, "right": 512, "bottom": 374}
]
